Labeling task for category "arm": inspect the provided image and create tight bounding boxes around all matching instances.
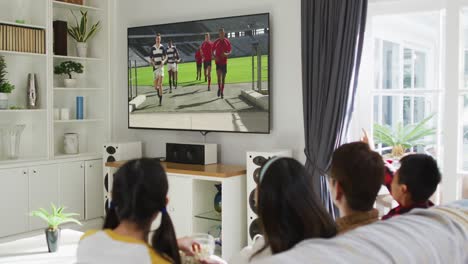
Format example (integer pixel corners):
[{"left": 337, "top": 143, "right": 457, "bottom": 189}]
[
  {"left": 161, "top": 47, "right": 168, "bottom": 65},
  {"left": 224, "top": 40, "right": 232, "bottom": 57}
]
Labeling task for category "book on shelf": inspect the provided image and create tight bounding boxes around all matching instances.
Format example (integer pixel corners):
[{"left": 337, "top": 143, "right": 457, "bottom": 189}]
[{"left": 0, "top": 23, "right": 45, "bottom": 54}]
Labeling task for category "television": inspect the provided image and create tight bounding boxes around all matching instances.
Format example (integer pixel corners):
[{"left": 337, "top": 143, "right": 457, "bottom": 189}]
[{"left": 127, "top": 13, "right": 270, "bottom": 133}]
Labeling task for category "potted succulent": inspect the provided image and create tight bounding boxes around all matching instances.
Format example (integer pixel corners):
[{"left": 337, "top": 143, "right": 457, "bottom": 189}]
[
  {"left": 373, "top": 114, "right": 436, "bottom": 158},
  {"left": 31, "top": 204, "right": 81, "bottom": 253},
  {"left": 67, "top": 10, "right": 101, "bottom": 57},
  {"left": 0, "top": 55, "right": 15, "bottom": 109},
  {"left": 54, "top": 61, "right": 83, "bottom": 88}
]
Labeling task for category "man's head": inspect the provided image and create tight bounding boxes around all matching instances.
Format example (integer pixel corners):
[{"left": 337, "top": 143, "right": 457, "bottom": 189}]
[
  {"left": 205, "top": 33, "right": 210, "bottom": 41},
  {"left": 218, "top": 28, "right": 225, "bottom": 39},
  {"left": 155, "top": 33, "right": 161, "bottom": 45},
  {"left": 329, "top": 142, "right": 385, "bottom": 215},
  {"left": 169, "top": 39, "right": 173, "bottom": 47},
  {"left": 391, "top": 154, "right": 441, "bottom": 206}
]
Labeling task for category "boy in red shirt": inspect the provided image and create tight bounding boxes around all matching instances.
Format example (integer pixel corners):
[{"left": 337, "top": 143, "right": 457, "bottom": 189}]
[
  {"left": 195, "top": 48, "right": 202, "bottom": 81},
  {"left": 200, "top": 33, "right": 213, "bottom": 91},
  {"left": 213, "top": 28, "right": 232, "bottom": 99}
]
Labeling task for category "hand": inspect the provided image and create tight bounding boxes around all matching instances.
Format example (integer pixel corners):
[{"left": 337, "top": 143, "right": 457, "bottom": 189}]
[
  {"left": 200, "top": 259, "right": 224, "bottom": 264},
  {"left": 177, "top": 237, "right": 199, "bottom": 256}
]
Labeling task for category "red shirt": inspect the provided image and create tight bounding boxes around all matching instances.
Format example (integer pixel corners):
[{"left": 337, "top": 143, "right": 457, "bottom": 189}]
[
  {"left": 213, "top": 38, "right": 232, "bottom": 65},
  {"left": 195, "top": 50, "right": 202, "bottom": 64},
  {"left": 200, "top": 41, "right": 213, "bottom": 62}
]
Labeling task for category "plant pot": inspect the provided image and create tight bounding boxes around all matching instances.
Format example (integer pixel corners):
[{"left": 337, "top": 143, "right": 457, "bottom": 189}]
[
  {"left": 0, "top": 93, "right": 8, "bottom": 109},
  {"left": 76, "top": 42, "right": 87, "bottom": 57},
  {"left": 45, "top": 228, "right": 61, "bottom": 253},
  {"left": 214, "top": 184, "right": 222, "bottom": 213},
  {"left": 64, "top": 79, "right": 77, "bottom": 88}
]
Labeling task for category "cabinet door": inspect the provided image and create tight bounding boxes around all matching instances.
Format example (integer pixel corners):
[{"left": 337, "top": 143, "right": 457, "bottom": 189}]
[
  {"left": 85, "top": 159, "right": 104, "bottom": 220},
  {"left": 29, "top": 164, "right": 60, "bottom": 230},
  {"left": 59, "top": 161, "right": 85, "bottom": 221},
  {"left": 0, "top": 168, "right": 29, "bottom": 237},
  {"left": 160, "top": 175, "right": 193, "bottom": 237}
]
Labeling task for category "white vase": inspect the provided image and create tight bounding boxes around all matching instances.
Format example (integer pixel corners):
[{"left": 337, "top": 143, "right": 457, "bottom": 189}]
[
  {"left": 76, "top": 42, "right": 88, "bottom": 57},
  {"left": 0, "top": 93, "right": 8, "bottom": 109},
  {"left": 64, "top": 133, "right": 79, "bottom": 154},
  {"left": 64, "top": 79, "right": 77, "bottom": 88}
]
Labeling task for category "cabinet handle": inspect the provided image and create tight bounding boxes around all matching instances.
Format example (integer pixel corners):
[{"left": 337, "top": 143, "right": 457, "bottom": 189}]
[
  {"left": 89, "top": 165, "right": 93, "bottom": 168},
  {"left": 33, "top": 170, "right": 37, "bottom": 174},
  {"left": 23, "top": 171, "right": 27, "bottom": 175}
]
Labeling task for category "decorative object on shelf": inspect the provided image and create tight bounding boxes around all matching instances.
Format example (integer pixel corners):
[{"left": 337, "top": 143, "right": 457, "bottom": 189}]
[
  {"left": 54, "top": 61, "right": 83, "bottom": 88},
  {"left": 60, "top": 108, "right": 70, "bottom": 120},
  {"left": 373, "top": 114, "right": 436, "bottom": 158},
  {"left": 0, "top": 25, "right": 46, "bottom": 54},
  {"left": 76, "top": 96, "right": 84, "bottom": 119},
  {"left": 0, "top": 55, "right": 15, "bottom": 110},
  {"left": 67, "top": 11, "right": 101, "bottom": 57},
  {"left": 14, "top": 0, "right": 27, "bottom": 25},
  {"left": 64, "top": 133, "right": 79, "bottom": 154},
  {"left": 214, "top": 184, "right": 222, "bottom": 213},
  {"left": 30, "top": 203, "right": 81, "bottom": 253},
  {"left": 0, "top": 124, "right": 25, "bottom": 160},
  {"left": 27, "top": 73, "right": 38, "bottom": 109},
  {"left": 53, "top": 21, "right": 68, "bottom": 56}
]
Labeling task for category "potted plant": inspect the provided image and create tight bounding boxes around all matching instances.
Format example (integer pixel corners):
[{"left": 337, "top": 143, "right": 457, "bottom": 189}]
[
  {"left": 54, "top": 61, "right": 83, "bottom": 87},
  {"left": 373, "top": 114, "right": 436, "bottom": 158},
  {"left": 31, "top": 204, "right": 81, "bottom": 253},
  {"left": 67, "top": 10, "right": 100, "bottom": 57},
  {"left": 0, "top": 55, "right": 15, "bottom": 110}
]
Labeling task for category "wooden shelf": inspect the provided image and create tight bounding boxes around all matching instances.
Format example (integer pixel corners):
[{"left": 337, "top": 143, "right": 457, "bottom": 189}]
[
  {"left": 53, "top": 55, "right": 103, "bottom": 61},
  {"left": 106, "top": 161, "right": 246, "bottom": 178},
  {"left": 54, "top": 87, "right": 104, "bottom": 91},
  {"left": 0, "top": 20, "right": 46, "bottom": 30},
  {"left": 54, "top": 119, "right": 104, "bottom": 124},
  {"left": 0, "top": 50, "right": 46, "bottom": 57},
  {"left": 52, "top": 1, "right": 103, "bottom": 12}
]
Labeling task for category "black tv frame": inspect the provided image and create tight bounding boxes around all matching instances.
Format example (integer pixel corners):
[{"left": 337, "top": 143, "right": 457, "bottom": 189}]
[{"left": 127, "top": 13, "right": 271, "bottom": 134}]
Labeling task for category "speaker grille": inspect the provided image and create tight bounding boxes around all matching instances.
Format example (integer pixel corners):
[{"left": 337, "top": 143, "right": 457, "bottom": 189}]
[
  {"left": 106, "top": 146, "right": 116, "bottom": 155},
  {"left": 249, "top": 218, "right": 261, "bottom": 239},
  {"left": 249, "top": 189, "right": 257, "bottom": 214}
]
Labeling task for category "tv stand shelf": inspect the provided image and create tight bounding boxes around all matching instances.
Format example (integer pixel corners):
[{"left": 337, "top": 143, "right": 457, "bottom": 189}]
[{"left": 105, "top": 160, "right": 246, "bottom": 260}]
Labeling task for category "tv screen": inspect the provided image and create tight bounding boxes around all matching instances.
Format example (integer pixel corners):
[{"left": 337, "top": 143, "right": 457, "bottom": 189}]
[{"left": 127, "top": 13, "right": 270, "bottom": 133}]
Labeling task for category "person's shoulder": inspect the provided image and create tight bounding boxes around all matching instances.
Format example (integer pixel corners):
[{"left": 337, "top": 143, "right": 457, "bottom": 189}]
[{"left": 80, "top": 229, "right": 100, "bottom": 241}]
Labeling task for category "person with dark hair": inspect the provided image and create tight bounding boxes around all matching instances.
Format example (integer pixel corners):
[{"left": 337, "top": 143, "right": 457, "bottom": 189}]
[
  {"left": 195, "top": 47, "right": 202, "bottom": 81},
  {"left": 150, "top": 33, "right": 167, "bottom": 105},
  {"left": 167, "top": 40, "right": 181, "bottom": 93},
  {"left": 213, "top": 28, "right": 232, "bottom": 99},
  {"left": 200, "top": 33, "right": 213, "bottom": 91},
  {"left": 76, "top": 158, "right": 199, "bottom": 264},
  {"left": 227, "top": 157, "right": 337, "bottom": 263},
  {"left": 382, "top": 154, "right": 441, "bottom": 220},
  {"left": 328, "top": 142, "right": 385, "bottom": 233}
]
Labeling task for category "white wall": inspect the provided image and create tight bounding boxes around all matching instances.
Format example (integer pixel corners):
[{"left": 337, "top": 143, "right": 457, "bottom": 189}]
[{"left": 111, "top": 0, "right": 304, "bottom": 165}]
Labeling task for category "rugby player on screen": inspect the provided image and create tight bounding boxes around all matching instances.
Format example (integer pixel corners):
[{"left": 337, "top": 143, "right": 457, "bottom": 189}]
[
  {"left": 213, "top": 28, "right": 232, "bottom": 99},
  {"left": 150, "top": 33, "right": 167, "bottom": 106},
  {"left": 200, "top": 33, "right": 213, "bottom": 91}
]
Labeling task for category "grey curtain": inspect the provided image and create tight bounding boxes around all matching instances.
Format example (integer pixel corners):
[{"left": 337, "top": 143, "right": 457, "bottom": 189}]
[{"left": 301, "top": 0, "right": 368, "bottom": 217}]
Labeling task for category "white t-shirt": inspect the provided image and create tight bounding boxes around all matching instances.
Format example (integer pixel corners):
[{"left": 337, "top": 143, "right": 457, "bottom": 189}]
[
  {"left": 76, "top": 229, "right": 170, "bottom": 264},
  {"left": 229, "top": 235, "right": 272, "bottom": 264}
]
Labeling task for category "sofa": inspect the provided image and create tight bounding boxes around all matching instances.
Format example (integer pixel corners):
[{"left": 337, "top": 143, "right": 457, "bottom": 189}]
[{"left": 253, "top": 200, "right": 468, "bottom": 264}]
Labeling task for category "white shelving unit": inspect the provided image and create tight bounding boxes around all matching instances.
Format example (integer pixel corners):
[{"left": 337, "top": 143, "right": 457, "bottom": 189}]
[{"left": 0, "top": 0, "right": 110, "bottom": 164}]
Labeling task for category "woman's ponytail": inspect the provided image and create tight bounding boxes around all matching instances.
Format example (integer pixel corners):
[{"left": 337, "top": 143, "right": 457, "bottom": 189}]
[
  {"left": 151, "top": 209, "right": 181, "bottom": 264},
  {"left": 103, "top": 202, "right": 120, "bottom": 229}
]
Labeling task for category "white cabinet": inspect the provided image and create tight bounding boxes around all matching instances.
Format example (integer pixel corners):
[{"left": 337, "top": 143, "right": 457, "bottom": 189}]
[
  {"left": 29, "top": 164, "right": 60, "bottom": 230},
  {"left": 59, "top": 161, "right": 85, "bottom": 221},
  {"left": 0, "top": 168, "right": 29, "bottom": 237},
  {"left": 166, "top": 175, "right": 193, "bottom": 237},
  {"left": 85, "top": 159, "right": 104, "bottom": 220}
]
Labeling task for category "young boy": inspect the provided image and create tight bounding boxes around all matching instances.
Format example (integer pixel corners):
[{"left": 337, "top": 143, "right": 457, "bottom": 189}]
[{"left": 382, "top": 154, "right": 441, "bottom": 220}]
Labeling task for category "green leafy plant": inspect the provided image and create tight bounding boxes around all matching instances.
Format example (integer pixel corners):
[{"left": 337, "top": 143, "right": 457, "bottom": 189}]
[
  {"left": 31, "top": 203, "right": 81, "bottom": 231},
  {"left": 54, "top": 61, "right": 84, "bottom": 79},
  {"left": 373, "top": 114, "right": 437, "bottom": 158},
  {"left": 0, "top": 55, "right": 15, "bottom": 93},
  {"left": 67, "top": 10, "right": 101, "bottom": 43}
]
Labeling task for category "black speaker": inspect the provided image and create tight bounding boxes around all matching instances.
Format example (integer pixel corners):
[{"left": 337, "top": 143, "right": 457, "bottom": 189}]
[{"left": 165, "top": 143, "right": 217, "bottom": 165}]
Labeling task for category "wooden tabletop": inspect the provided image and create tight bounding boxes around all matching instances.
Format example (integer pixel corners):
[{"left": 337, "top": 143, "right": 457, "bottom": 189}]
[{"left": 105, "top": 160, "right": 246, "bottom": 178}]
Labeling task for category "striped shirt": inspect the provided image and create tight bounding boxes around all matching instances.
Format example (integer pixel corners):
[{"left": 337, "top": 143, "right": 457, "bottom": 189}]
[
  {"left": 166, "top": 45, "right": 179, "bottom": 64},
  {"left": 150, "top": 44, "right": 167, "bottom": 69}
]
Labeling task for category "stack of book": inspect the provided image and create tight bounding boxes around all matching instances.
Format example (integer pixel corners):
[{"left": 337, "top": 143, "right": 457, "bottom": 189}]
[{"left": 0, "top": 24, "right": 46, "bottom": 54}]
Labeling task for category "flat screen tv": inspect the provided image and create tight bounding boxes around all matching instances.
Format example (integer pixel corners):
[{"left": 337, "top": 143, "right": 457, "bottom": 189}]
[{"left": 127, "top": 13, "right": 270, "bottom": 133}]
